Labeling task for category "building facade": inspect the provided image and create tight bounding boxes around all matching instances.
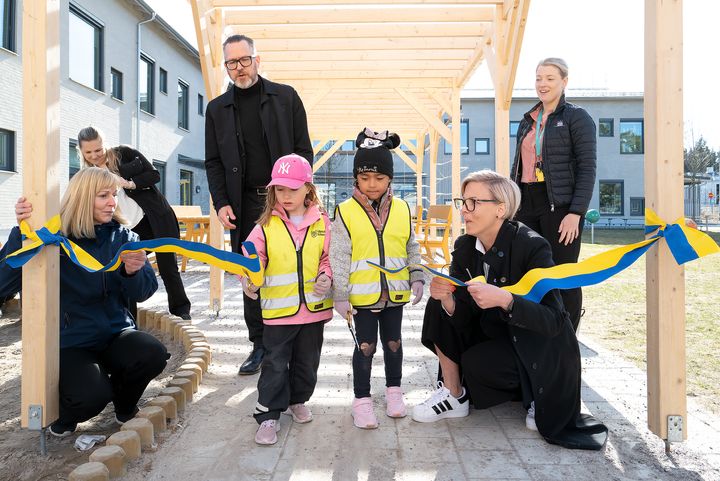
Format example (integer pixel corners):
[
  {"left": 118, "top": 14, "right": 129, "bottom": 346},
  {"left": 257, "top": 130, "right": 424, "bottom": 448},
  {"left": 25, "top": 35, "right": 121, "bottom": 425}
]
[{"left": 0, "top": 0, "right": 208, "bottom": 230}]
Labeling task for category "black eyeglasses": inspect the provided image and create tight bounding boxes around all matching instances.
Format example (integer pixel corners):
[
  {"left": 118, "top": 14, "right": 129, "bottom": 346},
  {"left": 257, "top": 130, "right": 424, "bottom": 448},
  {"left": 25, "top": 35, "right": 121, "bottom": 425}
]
[
  {"left": 453, "top": 197, "right": 500, "bottom": 212},
  {"left": 224, "top": 56, "right": 256, "bottom": 70}
]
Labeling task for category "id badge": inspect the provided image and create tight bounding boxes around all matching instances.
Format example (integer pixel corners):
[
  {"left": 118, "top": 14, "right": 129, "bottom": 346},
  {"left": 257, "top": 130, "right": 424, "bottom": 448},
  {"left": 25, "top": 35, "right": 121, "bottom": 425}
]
[{"left": 535, "top": 161, "right": 545, "bottom": 182}]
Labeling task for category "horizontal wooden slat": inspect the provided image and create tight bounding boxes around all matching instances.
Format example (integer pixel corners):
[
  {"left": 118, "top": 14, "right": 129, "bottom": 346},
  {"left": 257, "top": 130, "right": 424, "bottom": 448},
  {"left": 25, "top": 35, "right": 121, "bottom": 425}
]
[
  {"left": 213, "top": 0, "right": 502, "bottom": 6},
  {"left": 257, "top": 37, "right": 485, "bottom": 51},
  {"left": 228, "top": 22, "right": 488, "bottom": 39}
]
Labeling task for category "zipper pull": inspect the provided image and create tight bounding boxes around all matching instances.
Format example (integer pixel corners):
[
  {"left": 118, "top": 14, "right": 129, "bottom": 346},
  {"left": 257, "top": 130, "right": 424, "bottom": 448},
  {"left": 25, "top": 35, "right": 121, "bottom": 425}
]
[{"left": 550, "top": 204, "right": 555, "bottom": 212}]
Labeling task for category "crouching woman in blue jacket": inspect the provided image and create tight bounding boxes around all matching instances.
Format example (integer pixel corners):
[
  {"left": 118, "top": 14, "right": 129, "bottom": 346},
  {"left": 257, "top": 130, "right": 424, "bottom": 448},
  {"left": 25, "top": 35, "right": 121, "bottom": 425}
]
[{"left": 1, "top": 167, "right": 168, "bottom": 437}]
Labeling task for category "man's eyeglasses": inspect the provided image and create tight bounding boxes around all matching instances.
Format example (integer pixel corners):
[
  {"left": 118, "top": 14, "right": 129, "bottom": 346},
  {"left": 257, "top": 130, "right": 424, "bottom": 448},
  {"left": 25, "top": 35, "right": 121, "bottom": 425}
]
[
  {"left": 453, "top": 197, "right": 500, "bottom": 212},
  {"left": 224, "top": 56, "right": 256, "bottom": 70}
]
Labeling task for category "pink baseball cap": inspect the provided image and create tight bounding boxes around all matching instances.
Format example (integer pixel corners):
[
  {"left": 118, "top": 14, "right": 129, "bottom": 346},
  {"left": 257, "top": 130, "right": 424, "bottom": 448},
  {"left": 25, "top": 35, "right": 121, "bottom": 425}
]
[{"left": 266, "top": 154, "right": 313, "bottom": 189}]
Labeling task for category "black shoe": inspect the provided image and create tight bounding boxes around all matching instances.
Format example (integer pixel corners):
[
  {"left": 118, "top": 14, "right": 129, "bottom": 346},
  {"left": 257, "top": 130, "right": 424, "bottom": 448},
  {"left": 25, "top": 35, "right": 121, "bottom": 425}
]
[
  {"left": 238, "top": 347, "right": 265, "bottom": 375},
  {"left": 49, "top": 420, "right": 77, "bottom": 438},
  {"left": 180, "top": 313, "right": 192, "bottom": 321},
  {"left": 115, "top": 406, "right": 139, "bottom": 425}
]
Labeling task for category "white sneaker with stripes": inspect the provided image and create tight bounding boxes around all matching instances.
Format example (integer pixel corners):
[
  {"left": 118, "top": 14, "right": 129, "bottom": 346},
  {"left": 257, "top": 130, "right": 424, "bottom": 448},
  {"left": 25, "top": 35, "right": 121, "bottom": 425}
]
[{"left": 412, "top": 381, "right": 470, "bottom": 423}]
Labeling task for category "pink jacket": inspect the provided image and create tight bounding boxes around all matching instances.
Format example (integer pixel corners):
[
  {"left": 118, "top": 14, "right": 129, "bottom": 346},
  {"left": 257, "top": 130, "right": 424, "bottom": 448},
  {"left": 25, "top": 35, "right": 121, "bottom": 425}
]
[{"left": 244, "top": 203, "right": 333, "bottom": 326}]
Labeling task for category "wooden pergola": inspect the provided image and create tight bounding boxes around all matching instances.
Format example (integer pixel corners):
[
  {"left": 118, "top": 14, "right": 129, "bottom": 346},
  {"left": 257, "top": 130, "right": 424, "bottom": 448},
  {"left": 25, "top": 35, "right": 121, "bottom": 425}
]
[{"left": 21, "top": 0, "right": 687, "bottom": 451}]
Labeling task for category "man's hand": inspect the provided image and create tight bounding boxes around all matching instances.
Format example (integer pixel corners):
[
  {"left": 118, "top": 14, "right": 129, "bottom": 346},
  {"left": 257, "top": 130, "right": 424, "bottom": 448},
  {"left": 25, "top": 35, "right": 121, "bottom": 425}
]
[
  {"left": 120, "top": 250, "right": 147, "bottom": 275},
  {"left": 312, "top": 273, "right": 332, "bottom": 296},
  {"left": 218, "top": 205, "right": 237, "bottom": 230},
  {"left": 241, "top": 277, "right": 259, "bottom": 300}
]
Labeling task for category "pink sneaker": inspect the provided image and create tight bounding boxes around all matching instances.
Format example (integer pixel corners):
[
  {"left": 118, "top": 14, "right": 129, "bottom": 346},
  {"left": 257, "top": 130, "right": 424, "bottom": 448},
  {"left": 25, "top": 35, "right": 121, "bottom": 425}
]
[
  {"left": 385, "top": 387, "right": 407, "bottom": 418},
  {"left": 351, "top": 397, "right": 378, "bottom": 429},
  {"left": 255, "top": 419, "right": 280, "bottom": 445},
  {"left": 283, "top": 403, "right": 313, "bottom": 423}
]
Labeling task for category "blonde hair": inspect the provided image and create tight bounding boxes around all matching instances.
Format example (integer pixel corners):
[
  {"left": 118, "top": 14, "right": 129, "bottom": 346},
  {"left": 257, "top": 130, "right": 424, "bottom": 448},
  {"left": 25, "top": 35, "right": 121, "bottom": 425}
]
[
  {"left": 537, "top": 57, "right": 569, "bottom": 79},
  {"left": 60, "top": 167, "right": 126, "bottom": 238},
  {"left": 461, "top": 170, "right": 521, "bottom": 220},
  {"left": 256, "top": 183, "right": 324, "bottom": 226}
]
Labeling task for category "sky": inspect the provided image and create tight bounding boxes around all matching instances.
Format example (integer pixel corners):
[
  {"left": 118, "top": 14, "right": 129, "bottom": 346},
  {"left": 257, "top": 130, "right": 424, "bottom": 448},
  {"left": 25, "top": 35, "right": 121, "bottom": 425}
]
[{"left": 146, "top": 0, "right": 719, "bottom": 150}]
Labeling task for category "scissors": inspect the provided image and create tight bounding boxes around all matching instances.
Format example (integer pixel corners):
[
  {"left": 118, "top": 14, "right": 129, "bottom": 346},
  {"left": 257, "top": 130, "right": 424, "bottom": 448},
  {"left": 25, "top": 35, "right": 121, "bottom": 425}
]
[{"left": 345, "top": 310, "right": 361, "bottom": 351}]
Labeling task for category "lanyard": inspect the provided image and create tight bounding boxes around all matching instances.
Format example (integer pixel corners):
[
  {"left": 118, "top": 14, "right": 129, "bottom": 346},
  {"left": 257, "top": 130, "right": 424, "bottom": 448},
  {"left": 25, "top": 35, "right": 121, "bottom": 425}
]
[{"left": 534, "top": 108, "right": 546, "bottom": 158}]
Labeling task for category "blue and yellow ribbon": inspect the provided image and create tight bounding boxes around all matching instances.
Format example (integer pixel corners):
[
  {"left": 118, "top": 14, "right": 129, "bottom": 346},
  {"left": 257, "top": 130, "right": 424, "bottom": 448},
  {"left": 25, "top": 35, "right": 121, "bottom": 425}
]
[
  {"left": 370, "top": 209, "right": 720, "bottom": 303},
  {"left": 4, "top": 215, "right": 264, "bottom": 286}
]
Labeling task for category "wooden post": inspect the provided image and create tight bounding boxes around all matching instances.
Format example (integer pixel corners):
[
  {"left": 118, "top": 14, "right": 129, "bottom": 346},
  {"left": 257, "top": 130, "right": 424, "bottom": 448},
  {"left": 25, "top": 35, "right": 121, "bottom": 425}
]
[
  {"left": 20, "top": 0, "right": 61, "bottom": 428},
  {"left": 416, "top": 133, "right": 425, "bottom": 208},
  {"left": 644, "top": 0, "right": 686, "bottom": 441},
  {"left": 429, "top": 130, "right": 439, "bottom": 205},
  {"left": 494, "top": 98, "right": 510, "bottom": 176},
  {"left": 450, "top": 88, "right": 462, "bottom": 240}
]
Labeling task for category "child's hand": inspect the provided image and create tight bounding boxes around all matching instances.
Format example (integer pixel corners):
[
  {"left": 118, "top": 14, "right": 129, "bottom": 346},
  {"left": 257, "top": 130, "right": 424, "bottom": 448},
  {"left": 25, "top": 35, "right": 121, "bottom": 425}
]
[
  {"left": 313, "top": 273, "right": 331, "bottom": 296},
  {"left": 241, "top": 277, "right": 259, "bottom": 300},
  {"left": 410, "top": 280, "right": 424, "bottom": 305},
  {"left": 334, "top": 299, "right": 356, "bottom": 318}
]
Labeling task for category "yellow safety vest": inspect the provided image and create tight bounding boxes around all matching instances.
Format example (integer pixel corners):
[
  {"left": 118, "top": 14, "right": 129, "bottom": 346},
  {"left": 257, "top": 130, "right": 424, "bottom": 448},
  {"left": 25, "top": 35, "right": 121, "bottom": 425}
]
[
  {"left": 260, "top": 215, "right": 333, "bottom": 320},
  {"left": 336, "top": 197, "right": 411, "bottom": 307}
]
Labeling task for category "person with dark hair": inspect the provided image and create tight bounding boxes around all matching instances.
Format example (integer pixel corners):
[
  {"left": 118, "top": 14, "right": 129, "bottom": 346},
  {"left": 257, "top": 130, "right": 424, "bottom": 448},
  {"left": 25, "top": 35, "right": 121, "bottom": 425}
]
[
  {"left": 511, "top": 58, "right": 597, "bottom": 332},
  {"left": 2, "top": 167, "right": 168, "bottom": 437},
  {"left": 412, "top": 170, "right": 607, "bottom": 451},
  {"left": 205, "top": 34, "right": 313, "bottom": 375},
  {"left": 330, "top": 128, "right": 424, "bottom": 429},
  {"left": 77, "top": 126, "right": 192, "bottom": 320}
]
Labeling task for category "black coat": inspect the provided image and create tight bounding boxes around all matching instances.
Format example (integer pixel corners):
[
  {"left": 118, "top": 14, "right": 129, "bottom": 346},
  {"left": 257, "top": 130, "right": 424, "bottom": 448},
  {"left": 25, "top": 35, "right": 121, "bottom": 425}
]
[
  {"left": 448, "top": 221, "right": 607, "bottom": 449},
  {"left": 115, "top": 145, "right": 180, "bottom": 238},
  {"left": 511, "top": 95, "right": 597, "bottom": 215},
  {"left": 204, "top": 76, "right": 313, "bottom": 216}
]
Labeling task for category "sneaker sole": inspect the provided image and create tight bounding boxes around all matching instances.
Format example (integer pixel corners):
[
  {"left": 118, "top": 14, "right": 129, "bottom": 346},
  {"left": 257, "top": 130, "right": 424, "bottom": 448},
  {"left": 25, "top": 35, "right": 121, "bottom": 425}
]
[
  {"left": 351, "top": 414, "right": 379, "bottom": 429},
  {"left": 411, "top": 407, "right": 469, "bottom": 423},
  {"left": 386, "top": 410, "right": 407, "bottom": 418},
  {"left": 525, "top": 418, "right": 538, "bottom": 431}
]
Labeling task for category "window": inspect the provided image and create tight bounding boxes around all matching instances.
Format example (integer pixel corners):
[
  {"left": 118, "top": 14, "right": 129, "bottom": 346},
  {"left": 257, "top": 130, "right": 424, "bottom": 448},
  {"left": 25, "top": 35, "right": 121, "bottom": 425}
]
[
  {"left": 630, "top": 197, "right": 645, "bottom": 216},
  {"left": 0, "top": 128, "right": 15, "bottom": 171},
  {"left": 197, "top": 93, "right": 204, "bottom": 116},
  {"left": 69, "top": 5, "right": 103, "bottom": 91},
  {"left": 68, "top": 139, "right": 80, "bottom": 178},
  {"left": 510, "top": 121, "right": 520, "bottom": 137},
  {"left": 620, "top": 119, "right": 644, "bottom": 154},
  {"left": 474, "top": 138, "right": 490, "bottom": 155},
  {"left": 341, "top": 140, "right": 354, "bottom": 151},
  {"left": 444, "top": 119, "right": 469, "bottom": 155},
  {"left": 599, "top": 118, "right": 614, "bottom": 137},
  {"left": 177, "top": 79, "right": 189, "bottom": 130},
  {"left": 159, "top": 68, "right": 167, "bottom": 94},
  {"left": 179, "top": 169, "right": 193, "bottom": 205},
  {"left": 153, "top": 161, "right": 166, "bottom": 195},
  {"left": 599, "top": 180, "right": 624, "bottom": 215},
  {"left": 1, "top": 0, "right": 16, "bottom": 52},
  {"left": 110, "top": 68, "right": 123, "bottom": 100},
  {"left": 139, "top": 54, "right": 155, "bottom": 114}
]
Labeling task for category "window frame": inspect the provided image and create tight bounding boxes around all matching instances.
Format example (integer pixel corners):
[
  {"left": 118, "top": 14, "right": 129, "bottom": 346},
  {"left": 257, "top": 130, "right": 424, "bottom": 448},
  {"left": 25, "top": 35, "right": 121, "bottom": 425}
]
[
  {"left": 619, "top": 118, "right": 644, "bottom": 154},
  {"left": 153, "top": 160, "right": 166, "bottom": 195},
  {"left": 599, "top": 179, "right": 625, "bottom": 216},
  {"left": 197, "top": 93, "right": 204, "bottom": 116},
  {"left": 177, "top": 78, "right": 189, "bottom": 130},
  {"left": 629, "top": 196, "right": 645, "bottom": 217},
  {"left": 68, "top": 3, "right": 104, "bottom": 91},
  {"left": 179, "top": 169, "right": 193, "bottom": 205},
  {"left": 139, "top": 53, "right": 155, "bottom": 115},
  {"left": 159, "top": 67, "right": 168, "bottom": 95},
  {"left": 598, "top": 118, "right": 614, "bottom": 137},
  {"left": 110, "top": 67, "right": 123, "bottom": 101},
  {"left": 68, "top": 138, "right": 80, "bottom": 178},
  {"left": 443, "top": 118, "right": 469, "bottom": 155},
  {"left": 474, "top": 137, "right": 490, "bottom": 155},
  {"left": 1, "top": 0, "right": 16, "bottom": 52},
  {"left": 0, "top": 128, "right": 16, "bottom": 172},
  {"left": 509, "top": 121, "right": 520, "bottom": 137}
]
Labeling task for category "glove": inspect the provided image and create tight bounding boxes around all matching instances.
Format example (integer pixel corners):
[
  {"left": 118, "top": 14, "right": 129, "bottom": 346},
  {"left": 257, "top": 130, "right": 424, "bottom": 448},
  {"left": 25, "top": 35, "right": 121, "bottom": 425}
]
[
  {"left": 334, "top": 299, "right": 356, "bottom": 319},
  {"left": 312, "top": 273, "right": 332, "bottom": 296},
  {"left": 241, "top": 277, "right": 259, "bottom": 300},
  {"left": 411, "top": 280, "right": 424, "bottom": 305}
]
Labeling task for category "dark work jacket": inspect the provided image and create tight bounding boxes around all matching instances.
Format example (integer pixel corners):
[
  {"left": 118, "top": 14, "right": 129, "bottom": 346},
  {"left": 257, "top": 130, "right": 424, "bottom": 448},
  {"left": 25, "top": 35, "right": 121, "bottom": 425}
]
[
  {"left": 115, "top": 145, "right": 180, "bottom": 238},
  {"left": 204, "top": 76, "right": 313, "bottom": 218},
  {"left": 511, "top": 95, "right": 597, "bottom": 215},
  {"left": 0, "top": 221, "right": 158, "bottom": 349},
  {"left": 447, "top": 221, "right": 607, "bottom": 449}
]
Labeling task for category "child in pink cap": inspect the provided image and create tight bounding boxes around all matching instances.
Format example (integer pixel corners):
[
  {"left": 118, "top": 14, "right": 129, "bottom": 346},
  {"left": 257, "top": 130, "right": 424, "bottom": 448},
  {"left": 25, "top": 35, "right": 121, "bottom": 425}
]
[{"left": 240, "top": 153, "right": 334, "bottom": 445}]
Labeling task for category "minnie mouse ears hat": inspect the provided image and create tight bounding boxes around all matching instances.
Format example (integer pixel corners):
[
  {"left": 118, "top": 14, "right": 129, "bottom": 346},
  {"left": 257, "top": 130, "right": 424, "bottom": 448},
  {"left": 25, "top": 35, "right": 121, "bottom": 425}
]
[{"left": 353, "top": 127, "right": 400, "bottom": 179}]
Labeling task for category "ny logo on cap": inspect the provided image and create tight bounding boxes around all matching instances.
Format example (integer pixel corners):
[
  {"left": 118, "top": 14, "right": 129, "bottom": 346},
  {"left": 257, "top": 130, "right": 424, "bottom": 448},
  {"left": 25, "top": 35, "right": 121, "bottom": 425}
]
[{"left": 278, "top": 162, "right": 291, "bottom": 175}]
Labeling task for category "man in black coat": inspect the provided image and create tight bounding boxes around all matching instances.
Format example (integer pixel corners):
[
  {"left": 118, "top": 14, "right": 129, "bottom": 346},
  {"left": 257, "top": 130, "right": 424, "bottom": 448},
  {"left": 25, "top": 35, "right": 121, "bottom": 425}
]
[{"left": 205, "top": 34, "right": 313, "bottom": 375}]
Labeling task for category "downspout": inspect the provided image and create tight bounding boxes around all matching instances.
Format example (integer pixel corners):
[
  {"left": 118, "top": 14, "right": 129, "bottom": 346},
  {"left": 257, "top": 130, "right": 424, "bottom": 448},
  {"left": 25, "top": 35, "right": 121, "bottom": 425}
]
[{"left": 136, "top": 12, "right": 157, "bottom": 149}]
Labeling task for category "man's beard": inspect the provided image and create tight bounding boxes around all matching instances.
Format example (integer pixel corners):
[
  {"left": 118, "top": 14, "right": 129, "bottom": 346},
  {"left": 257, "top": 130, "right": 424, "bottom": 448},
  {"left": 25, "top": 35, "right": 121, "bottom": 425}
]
[{"left": 234, "top": 75, "right": 257, "bottom": 89}]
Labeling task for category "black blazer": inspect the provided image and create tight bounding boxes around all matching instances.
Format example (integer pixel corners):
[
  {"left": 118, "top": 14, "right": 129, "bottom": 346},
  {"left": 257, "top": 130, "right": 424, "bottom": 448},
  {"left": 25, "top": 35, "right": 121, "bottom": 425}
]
[
  {"left": 116, "top": 145, "right": 180, "bottom": 238},
  {"left": 204, "top": 76, "right": 313, "bottom": 216}
]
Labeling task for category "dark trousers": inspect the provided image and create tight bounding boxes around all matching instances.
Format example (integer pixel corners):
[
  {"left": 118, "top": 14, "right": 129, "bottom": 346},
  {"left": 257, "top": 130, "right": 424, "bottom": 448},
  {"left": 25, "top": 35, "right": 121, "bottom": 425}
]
[
  {"left": 352, "top": 306, "right": 404, "bottom": 398},
  {"left": 58, "top": 330, "right": 168, "bottom": 425},
  {"left": 515, "top": 183, "right": 584, "bottom": 331},
  {"left": 232, "top": 192, "right": 265, "bottom": 348},
  {"left": 133, "top": 216, "right": 191, "bottom": 318},
  {"left": 253, "top": 321, "right": 325, "bottom": 423}
]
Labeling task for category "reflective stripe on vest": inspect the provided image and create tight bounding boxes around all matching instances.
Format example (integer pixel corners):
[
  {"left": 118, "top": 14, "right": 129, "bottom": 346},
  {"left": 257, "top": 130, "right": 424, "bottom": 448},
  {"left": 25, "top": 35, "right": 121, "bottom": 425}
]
[
  {"left": 260, "top": 216, "right": 333, "bottom": 319},
  {"left": 336, "top": 197, "right": 411, "bottom": 307}
]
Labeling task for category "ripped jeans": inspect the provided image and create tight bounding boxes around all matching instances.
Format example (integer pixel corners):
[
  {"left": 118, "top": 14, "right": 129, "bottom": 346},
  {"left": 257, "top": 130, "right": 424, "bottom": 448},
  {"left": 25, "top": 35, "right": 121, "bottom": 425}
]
[{"left": 352, "top": 305, "right": 403, "bottom": 398}]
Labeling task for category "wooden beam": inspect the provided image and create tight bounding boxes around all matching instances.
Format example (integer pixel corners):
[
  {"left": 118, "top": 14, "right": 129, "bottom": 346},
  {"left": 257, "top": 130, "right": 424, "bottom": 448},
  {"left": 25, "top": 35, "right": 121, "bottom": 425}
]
[
  {"left": 424, "top": 88, "right": 452, "bottom": 116},
  {"left": 312, "top": 138, "right": 330, "bottom": 155},
  {"left": 21, "top": 0, "right": 60, "bottom": 429},
  {"left": 396, "top": 88, "right": 452, "bottom": 142},
  {"left": 214, "top": 0, "right": 503, "bottom": 5},
  {"left": 302, "top": 89, "right": 330, "bottom": 113},
  {"left": 191, "top": 0, "right": 219, "bottom": 100},
  {"left": 262, "top": 59, "right": 468, "bottom": 72},
  {"left": 395, "top": 149, "right": 418, "bottom": 172},
  {"left": 257, "top": 37, "right": 484, "bottom": 52},
  {"left": 429, "top": 130, "right": 440, "bottom": 205},
  {"left": 644, "top": 0, "right": 686, "bottom": 442},
  {"left": 416, "top": 133, "right": 426, "bottom": 206},
  {"left": 284, "top": 78, "right": 455, "bottom": 89},
  {"left": 450, "top": 88, "right": 462, "bottom": 239},
  {"left": 455, "top": 40, "right": 487, "bottom": 88},
  {"left": 494, "top": 102, "right": 510, "bottom": 176},
  {"left": 270, "top": 70, "right": 461, "bottom": 80},
  {"left": 499, "top": 0, "right": 529, "bottom": 105},
  {"left": 229, "top": 22, "right": 490, "bottom": 39},
  {"left": 261, "top": 49, "right": 475, "bottom": 62}
]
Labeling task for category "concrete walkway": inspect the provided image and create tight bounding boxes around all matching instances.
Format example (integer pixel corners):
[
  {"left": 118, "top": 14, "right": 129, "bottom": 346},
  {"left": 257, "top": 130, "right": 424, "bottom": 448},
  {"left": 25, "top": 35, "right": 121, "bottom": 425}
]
[{"left": 126, "top": 267, "right": 720, "bottom": 481}]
